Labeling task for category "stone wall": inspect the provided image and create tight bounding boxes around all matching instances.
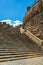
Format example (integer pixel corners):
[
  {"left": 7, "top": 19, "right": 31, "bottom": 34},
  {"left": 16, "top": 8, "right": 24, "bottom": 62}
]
[
  {"left": 0, "top": 22, "right": 9, "bottom": 29},
  {"left": 23, "top": 0, "right": 43, "bottom": 39}
]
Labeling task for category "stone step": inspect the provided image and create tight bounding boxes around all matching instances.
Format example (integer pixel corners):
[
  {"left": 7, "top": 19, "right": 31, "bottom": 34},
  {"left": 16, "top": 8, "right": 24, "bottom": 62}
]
[
  {"left": 0, "top": 52, "right": 42, "bottom": 56},
  {"left": 0, "top": 52, "right": 42, "bottom": 62}
]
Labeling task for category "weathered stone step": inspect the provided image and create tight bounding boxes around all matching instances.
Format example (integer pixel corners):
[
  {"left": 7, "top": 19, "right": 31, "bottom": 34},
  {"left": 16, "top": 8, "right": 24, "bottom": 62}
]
[
  {"left": 0, "top": 52, "right": 42, "bottom": 62},
  {"left": 0, "top": 57, "right": 26, "bottom": 62},
  {"left": 0, "top": 52, "right": 42, "bottom": 56},
  {"left": 0, "top": 50, "right": 42, "bottom": 55}
]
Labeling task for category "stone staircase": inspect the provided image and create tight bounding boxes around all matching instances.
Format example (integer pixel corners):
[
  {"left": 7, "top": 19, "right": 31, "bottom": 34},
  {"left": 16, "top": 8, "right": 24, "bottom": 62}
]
[
  {"left": 0, "top": 27, "right": 43, "bottom": 62},
  {"left": 0, "top": 48, "right": 43, "bottom": 62}
]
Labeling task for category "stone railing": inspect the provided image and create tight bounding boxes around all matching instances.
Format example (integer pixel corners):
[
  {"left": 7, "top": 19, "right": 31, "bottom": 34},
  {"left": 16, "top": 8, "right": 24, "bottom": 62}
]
[{"left": 20, "top": 27, "right": 43, "bottom": 50}]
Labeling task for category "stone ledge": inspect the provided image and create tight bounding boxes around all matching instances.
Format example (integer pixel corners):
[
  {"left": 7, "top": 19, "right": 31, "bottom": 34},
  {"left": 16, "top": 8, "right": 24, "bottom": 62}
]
[{"left": 20, "top": 27, "right": 43, "bottom": 50}]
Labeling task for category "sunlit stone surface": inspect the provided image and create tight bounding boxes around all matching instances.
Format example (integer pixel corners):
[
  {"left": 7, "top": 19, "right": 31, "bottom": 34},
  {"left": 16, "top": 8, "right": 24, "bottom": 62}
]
[{"left": 0, "top": 57, "right": 43, "bottom": 65}]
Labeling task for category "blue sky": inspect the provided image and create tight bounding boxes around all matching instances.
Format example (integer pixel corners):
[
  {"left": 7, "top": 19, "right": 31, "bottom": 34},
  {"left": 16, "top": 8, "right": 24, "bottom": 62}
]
[
  {"left": 0, "top": 0, "right": 36, "bottom": 21},
  {"left": 0, "top": 0, "right": 36, "bottom": 26}
]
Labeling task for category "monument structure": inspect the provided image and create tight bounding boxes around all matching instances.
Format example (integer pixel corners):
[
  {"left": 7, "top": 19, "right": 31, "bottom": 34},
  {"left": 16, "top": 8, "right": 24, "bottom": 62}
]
[{"left": 20, "top": 0, "right": 43, "bottom": 48}]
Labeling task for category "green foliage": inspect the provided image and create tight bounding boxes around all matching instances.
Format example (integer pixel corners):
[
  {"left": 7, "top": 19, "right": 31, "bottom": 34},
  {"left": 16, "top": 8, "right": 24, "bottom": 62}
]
[
  {"left": 15, "top": 24, "right": 22, "bottom": 29},
  {"left": 8, "top": 24, "right": 13, "bottom": 28}
]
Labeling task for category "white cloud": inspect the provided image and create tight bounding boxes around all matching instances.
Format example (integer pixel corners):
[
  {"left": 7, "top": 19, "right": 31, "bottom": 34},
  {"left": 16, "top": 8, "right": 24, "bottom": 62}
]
[
  {"left": 0, "top": 20, "right": 23, "bottom": 27},
  {"left": 13, "top": 20, "right": 23, "bottom": 27}
]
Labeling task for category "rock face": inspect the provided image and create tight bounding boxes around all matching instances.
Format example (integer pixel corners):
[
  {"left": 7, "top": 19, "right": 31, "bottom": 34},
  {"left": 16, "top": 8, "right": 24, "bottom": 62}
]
[{"left": 23, "top": 0, "right": 43, "bottom": 40}]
